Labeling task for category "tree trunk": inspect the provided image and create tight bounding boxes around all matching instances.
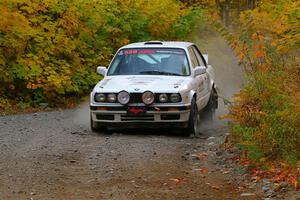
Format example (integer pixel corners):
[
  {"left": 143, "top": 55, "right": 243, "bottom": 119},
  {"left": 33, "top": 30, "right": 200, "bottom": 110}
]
[
  {"left": 216, "top": 0, "right": 225, "bottom": 24},
  {"left": 235, "top": 0, "right": 241, "bottom": 19},
  {"left": 247, "top": 0, "right": 255, "bottom": 9},
  {"left": 225, "top": 0, "right": 231, "bottom": 27}
]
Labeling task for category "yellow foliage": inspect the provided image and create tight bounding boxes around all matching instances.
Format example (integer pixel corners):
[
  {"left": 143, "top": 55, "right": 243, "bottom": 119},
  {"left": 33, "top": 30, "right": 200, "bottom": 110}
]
[{"left": 0, "top": 0, "right": 201, "bottom": 106}]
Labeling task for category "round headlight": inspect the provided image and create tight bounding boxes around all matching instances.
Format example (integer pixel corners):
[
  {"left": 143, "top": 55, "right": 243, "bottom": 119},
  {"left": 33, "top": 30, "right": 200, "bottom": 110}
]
[
  {"left": 170, "top": 93, "right": 181, "bottom": 103},
  {"left": 117, "top": 91, "right": 130, "bottom": 105},
  {"left": 159, "top": 93, "right": 168, "bottom": 103},
  {"left": 107, "top": 93, "right": 117, "bottom": 103},
  {"left": 142, "top": 91, "right": 155, "bottom": 105},
  {"left": 95, "top": 93, "right": 106, "bottom": 102}
]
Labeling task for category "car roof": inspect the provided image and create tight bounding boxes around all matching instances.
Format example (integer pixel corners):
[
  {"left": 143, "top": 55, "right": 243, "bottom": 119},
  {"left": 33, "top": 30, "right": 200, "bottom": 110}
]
[{"left": 121, "top": 41, "right": 194, "bottom": 49}]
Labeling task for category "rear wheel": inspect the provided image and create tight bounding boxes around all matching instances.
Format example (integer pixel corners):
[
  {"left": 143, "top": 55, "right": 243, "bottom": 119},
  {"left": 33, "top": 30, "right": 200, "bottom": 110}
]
[
  {"left": 184, "top": 98, "right": 201, "bottom": 136},
  {"left": 90, "top": 114, "right": 106, "bottom": 133}
]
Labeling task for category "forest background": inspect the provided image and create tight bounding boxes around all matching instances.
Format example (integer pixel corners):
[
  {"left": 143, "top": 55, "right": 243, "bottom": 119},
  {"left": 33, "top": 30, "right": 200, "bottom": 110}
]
[{"left": 0, "top": 0, "right": 299, "bottom": 178}]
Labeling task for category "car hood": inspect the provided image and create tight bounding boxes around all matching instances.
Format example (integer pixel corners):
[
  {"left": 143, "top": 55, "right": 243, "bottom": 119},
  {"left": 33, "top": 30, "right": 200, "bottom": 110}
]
[{"left": 94, "top": 75, "right": 191, "bottom": 93}]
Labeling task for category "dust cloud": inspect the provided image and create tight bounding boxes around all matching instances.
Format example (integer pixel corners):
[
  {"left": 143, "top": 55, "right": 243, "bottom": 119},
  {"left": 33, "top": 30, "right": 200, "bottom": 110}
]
[{"left": 195, "top": 29, "right": 245, "bottom": 134}]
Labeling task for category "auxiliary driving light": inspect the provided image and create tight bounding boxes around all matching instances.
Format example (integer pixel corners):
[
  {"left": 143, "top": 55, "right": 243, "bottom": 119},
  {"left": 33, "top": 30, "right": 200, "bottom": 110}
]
[
  {"left": 142, "top": 91, "right": 155, "bottom": 105},
  {"left": 117, "top": 91, "right": 130, "bottom": 105}
]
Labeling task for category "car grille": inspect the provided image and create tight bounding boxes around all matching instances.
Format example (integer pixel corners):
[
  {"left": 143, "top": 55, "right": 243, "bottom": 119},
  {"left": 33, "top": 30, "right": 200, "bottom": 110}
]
[
  {"left": 129, "top": 93, "right": 143, "bottom": 104},
  {"left": 120, "top": 114, "right": 154, "bottom": 121}
]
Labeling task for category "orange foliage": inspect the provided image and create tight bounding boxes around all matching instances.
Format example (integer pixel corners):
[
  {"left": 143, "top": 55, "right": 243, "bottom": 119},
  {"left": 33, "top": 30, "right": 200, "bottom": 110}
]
[{"left": 226, "top": 0, "right": 300, "bottom": 166}]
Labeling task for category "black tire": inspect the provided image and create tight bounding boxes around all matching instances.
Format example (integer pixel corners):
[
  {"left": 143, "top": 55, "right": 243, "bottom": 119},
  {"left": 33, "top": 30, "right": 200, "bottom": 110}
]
[
  {"left": 204, "top": 88, "right": 218, "bottom": 121},
  {"left": 184, "top": 98, "right": 201, "bottom": 136},
  {"left": 90, "top": 114, "right": 106, "bottom": 133}
]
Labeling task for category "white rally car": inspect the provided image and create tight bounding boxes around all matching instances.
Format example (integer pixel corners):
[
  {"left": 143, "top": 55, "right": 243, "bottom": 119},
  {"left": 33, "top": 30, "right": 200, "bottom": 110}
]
[{"left": 90, "top": 41, "right": 218, "bottom": 135}]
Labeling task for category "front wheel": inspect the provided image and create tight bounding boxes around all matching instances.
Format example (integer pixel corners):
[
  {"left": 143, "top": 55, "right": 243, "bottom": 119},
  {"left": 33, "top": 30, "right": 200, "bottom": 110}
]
[
  {"left": 184, "top": 98, "right": 201, "bottom": 136},
  {"left": 204, "top": 88, "right": 218, "bottom": 121}
]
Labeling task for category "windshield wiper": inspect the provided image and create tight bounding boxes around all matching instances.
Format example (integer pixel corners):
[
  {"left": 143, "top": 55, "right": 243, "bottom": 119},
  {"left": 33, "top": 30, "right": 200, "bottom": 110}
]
[{"left": 140, "top": 70, "right": 182, "bottom": 76}]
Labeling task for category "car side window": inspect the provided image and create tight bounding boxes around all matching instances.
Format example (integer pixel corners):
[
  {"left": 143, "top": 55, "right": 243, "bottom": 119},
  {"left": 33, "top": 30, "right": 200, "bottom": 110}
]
[
  {"left": 188, "top": 48, "right": 200, "bottom": 68},
  {"left": 192, "top": 46, "right": 206, "bottom": 67}
]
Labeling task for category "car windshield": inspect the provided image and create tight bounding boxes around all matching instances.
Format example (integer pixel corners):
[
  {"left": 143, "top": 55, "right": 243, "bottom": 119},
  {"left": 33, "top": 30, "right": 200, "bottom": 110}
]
[{"left": 107, "top": 48, "right": 190, "bottom": 76}]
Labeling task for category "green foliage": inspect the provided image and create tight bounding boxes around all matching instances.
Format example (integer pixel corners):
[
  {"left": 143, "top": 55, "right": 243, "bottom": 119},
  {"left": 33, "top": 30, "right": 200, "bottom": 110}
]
[{"left": 0, "top": 0, "right": 202, "bottom": 108}]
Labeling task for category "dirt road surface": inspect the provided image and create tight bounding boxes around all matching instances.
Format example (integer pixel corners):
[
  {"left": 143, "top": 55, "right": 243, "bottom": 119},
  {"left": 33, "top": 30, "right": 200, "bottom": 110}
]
[{"left": 0, "top": 30, "right": 257, "bottom": 200}]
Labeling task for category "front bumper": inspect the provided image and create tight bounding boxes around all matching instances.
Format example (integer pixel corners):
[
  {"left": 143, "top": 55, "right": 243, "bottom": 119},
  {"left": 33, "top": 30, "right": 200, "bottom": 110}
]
[{"left": 90, "top": 104, "right": 191, "bottom": 124}]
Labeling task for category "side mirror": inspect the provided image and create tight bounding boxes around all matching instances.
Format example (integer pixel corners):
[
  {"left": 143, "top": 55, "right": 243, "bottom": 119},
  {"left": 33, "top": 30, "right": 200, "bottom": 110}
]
[
  {"left": 194, "top": 66, "right": 206, "bottom": 77},
  {"left": 203, "top": 54, "right": 208, "bottom": 65},
  {"left": 97, "top": 66, "right": 107, "bottom": 77}
]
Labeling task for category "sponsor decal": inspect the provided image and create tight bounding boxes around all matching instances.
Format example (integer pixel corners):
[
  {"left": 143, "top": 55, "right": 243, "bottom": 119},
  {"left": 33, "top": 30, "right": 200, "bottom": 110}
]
[
  {"left": 119, "top": 49, "right": 185, "bottom": 56},
  {"left": 124, "top": 49, "right": 155, "bottom": 55},
  {"left": 138, "top": 49, "right": 156, "bottom": 54},
  {"left": 126, "top": 77, "right": 161, "bottom": 86}
]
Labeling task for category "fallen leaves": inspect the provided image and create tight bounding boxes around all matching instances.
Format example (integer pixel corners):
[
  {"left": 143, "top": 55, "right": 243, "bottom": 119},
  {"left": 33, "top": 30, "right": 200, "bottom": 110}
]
[
  {"left": 169, "top": 178, "right": 181, "bottom": 183},
  {"left": 198, "top": 167, "right": 209, "bottom": 174},
  {"left": 237, "top": 186, "right": 245, "bottom": 192},
  {"left": 211, "top": 185, "right": 220, "bottom": 190},
  {"left": 205, "top": 182, "right": 220, "bottom": 190},
  {"left": 222, "top": 169, "right": 231, "bottom": 174},
  {"left": 238, "top": 158, "right": 300, "bottom": 191},
  {"left": 195, "top": 152, "right": 208, "bottom": 160},
  {"left": 192, "top": 168, "right": 208, "bottom": 176},
  {"left": 169, "top": 177, "right": 187, "bottom": 184}
]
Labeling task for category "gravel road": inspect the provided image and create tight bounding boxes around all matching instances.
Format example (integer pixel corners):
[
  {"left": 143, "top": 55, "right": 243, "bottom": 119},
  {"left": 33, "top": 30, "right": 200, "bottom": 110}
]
[{"left": 0, "top": 30, "right": 255, "bottom": 200}]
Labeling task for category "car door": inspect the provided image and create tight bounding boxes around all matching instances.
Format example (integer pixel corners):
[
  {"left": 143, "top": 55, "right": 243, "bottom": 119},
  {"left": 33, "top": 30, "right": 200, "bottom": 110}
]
[
  {"left": 188, "top": 47, "right": 208, "bottom": 110},
  {"left": 191, "top": 46, "right": 211, "bottom": 95}
]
